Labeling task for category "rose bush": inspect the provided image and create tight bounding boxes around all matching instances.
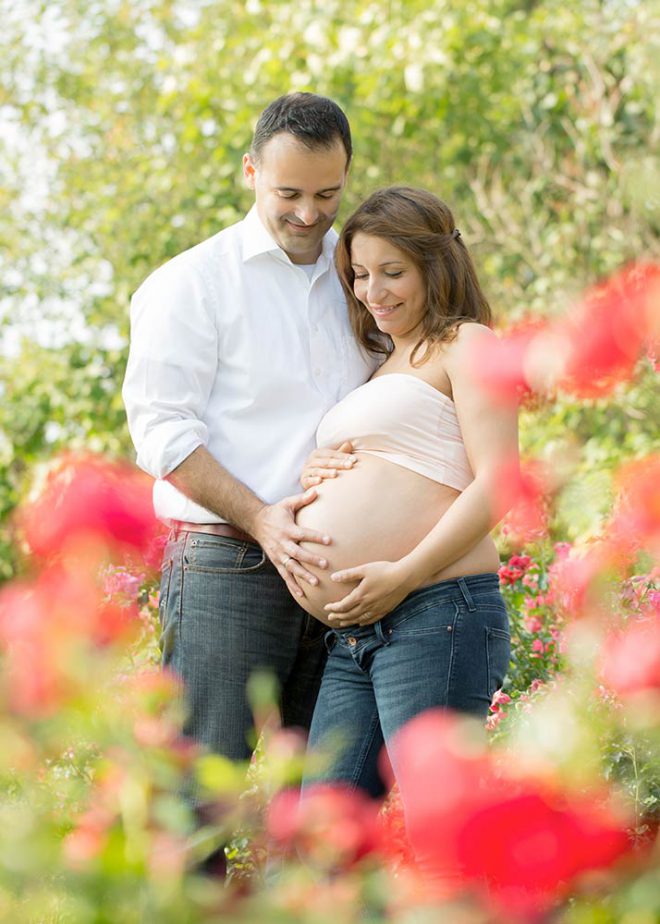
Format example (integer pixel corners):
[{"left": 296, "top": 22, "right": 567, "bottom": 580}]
[{"left": 0, "top": 261, "right": 658, "bottom": 921}]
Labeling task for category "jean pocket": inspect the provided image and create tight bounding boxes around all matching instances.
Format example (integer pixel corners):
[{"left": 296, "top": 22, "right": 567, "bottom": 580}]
[
  {"left": 184, "top": 535, "right": 267, "bottom": 574},
  {"left": 158, "top": 558, "right": 174, "bottom": 621},
  {"left": 486, "top": 626, "right": 511, "bottom": 698},
  {"left": 388, "top": 600, "right": 458, "bottom": 637}
]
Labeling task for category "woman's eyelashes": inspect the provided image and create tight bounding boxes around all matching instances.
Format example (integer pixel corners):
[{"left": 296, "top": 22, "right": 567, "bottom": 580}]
[{"left": 352, "top": 271, "right": 403, "bottom": 280}]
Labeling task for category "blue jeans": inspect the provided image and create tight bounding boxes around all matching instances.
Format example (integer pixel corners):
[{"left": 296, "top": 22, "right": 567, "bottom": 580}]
[
  {"left": 159, "top": 529, "right": 327, "bottom": 761},
  {"left": 306, "top": 573, "right": 510, "bottom": 797}
]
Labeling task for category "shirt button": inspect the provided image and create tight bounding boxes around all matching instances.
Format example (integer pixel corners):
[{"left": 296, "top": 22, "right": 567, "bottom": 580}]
[{"left": 314, "top": 367, "right": 321, "bottom": 376}]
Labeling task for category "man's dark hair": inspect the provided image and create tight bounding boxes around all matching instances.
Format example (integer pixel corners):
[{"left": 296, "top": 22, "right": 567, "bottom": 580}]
[{"left": 251, "top": 92, "right": 352, "bottom": 165}]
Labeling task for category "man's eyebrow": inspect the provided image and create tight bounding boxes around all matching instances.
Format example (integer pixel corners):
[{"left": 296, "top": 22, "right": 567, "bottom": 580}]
[{"left": 276, "top": 185, "right": 342, "bottom": 193}]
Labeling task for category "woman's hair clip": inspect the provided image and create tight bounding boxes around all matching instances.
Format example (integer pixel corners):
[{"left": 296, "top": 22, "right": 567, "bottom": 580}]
[{"left": 451, "top": 228, "right": 461, "bottom": 240}]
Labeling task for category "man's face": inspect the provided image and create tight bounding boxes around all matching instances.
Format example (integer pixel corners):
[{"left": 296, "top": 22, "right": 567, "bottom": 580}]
[{"left": 243, "top": 133, "right": 349, "bottom": 265}]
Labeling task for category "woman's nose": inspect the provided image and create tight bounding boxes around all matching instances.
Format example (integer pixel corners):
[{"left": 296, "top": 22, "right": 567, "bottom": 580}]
[{"left": 367, "top": 277, "right": 387, "bottom": 302}]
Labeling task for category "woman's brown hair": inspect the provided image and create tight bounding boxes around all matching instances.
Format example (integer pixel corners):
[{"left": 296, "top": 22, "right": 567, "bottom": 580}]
[{"left": 335, "top": 186, "right": 492, "bottom": 364}]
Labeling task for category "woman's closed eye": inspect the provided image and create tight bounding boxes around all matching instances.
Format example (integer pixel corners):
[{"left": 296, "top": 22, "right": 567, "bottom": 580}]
[{"left": 353, "top": 271, "right": 403, "bottom": 280}]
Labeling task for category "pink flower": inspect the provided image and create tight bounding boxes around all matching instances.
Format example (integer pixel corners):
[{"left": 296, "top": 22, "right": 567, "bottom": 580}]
[
  {"left": 102, "top": 567, "right": 143, "bottom": 600},
  {"left": 553, "top": 542, "right": 572, "bottom": 560},
  {"left": 489, "top": 690, "right": 512, "bottom": 713},
  {"left": 600, "top": 617, "right": 660, "bottom": 698},
  {"left": 509, "top": 555, "right": 532, "bottom": 571},
  {"left": 524, "top": 615, "right": 543, "bottom": 634},
  {"left": 267, "top": 784, "right": 382, "bottom": 871}
]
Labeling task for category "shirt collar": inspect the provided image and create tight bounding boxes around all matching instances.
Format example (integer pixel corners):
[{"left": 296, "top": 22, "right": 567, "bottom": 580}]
[{"left": 241, "top": 204, "right": 338, "bottom": 272}]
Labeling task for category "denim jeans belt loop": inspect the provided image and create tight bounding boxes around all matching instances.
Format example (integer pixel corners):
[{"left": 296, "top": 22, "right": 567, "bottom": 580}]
[
  {"left": 170, "top": 520, "right": 257, "bottom": 545},
  {"left": 457, "top": 576, "right": 477, "bottom": 611}
]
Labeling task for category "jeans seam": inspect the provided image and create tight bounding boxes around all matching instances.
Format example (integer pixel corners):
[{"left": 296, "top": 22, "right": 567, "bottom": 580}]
[
  {"left": 486, "top": 628, "right": 511, "bottom": 697},
  {"left": 350, "top": 707, "right": 382, "bottom": 792},
  {"left": 444, "top": 603, "right": 460, "bottom": 703}
]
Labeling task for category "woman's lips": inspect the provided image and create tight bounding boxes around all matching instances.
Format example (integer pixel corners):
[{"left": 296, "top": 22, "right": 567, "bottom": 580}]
[{"left": 369, "top": 304, "right": 401, "bottom": 317}]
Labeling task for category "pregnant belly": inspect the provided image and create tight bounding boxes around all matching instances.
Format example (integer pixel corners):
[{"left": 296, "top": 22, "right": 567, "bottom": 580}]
[{"left": 295, "top": 453, "right": 498, "bottom": 625}]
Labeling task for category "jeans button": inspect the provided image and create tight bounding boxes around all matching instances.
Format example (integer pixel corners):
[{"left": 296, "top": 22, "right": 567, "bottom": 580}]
[{"left": 347, "top": 636, "right": 357, "bottom": 646}]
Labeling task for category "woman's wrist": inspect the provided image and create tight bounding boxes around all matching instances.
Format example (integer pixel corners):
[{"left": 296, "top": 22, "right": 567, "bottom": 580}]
[{"left": 394, "top": 555, "right": 428, "bottom": 595}]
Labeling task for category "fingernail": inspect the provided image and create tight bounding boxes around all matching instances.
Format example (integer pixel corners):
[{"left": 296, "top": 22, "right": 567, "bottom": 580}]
[
  {"left": 318, "top": 559, "right": 327, "bottom": 568},
  {"left": 310, "top": 577, "right": 318, "bottom": 585},
  {"left": 331, "top": 574, "right": 340, "bottom": 582},
  {"left": 323, "top": 535, "right": 331, "bottom": 544}
]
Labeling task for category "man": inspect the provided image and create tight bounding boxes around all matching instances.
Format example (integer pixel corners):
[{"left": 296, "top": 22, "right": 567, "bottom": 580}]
[{"left": 123, "top": 93, "right": 374, "bottom": 763}]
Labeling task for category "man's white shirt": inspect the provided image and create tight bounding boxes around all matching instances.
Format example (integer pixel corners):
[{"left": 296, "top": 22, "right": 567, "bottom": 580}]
[{"left": 122, "top": 205, "right": 376, "bottom": 523}]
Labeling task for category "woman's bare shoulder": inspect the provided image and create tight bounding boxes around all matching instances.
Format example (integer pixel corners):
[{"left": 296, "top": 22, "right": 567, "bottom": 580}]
[{"left": 443, "top": 322, "right": 496, "bottom": 365}]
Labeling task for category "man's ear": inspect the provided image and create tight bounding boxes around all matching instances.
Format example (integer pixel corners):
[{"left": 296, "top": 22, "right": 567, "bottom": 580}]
[{"left": 243, "top": 152, "right": 257, "bottom": 189}]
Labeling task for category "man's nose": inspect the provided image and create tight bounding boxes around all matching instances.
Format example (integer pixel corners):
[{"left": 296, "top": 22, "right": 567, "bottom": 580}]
[{"left": 293, "top": 202, "right": 319, "bottom": 226}]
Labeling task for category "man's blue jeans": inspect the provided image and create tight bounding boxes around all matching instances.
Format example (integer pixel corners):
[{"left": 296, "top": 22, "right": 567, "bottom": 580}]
[
  {"left": 306, "top": 573, "right": 510, "bottom": 797},
  {"left": 159, "top": 528, "right": 327, "bottom": 761}
]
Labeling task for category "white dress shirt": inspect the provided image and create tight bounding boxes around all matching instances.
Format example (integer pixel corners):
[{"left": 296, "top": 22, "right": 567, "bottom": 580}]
[{"left": 122, "top": 206, "right": 376, "bottom": 523}]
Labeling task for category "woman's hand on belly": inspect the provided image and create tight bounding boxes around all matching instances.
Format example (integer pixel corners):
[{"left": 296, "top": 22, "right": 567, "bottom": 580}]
[
  {"left": 323, "top": 559, "right": 415, "bottom": 628},
  {"left": 300, "top": 441, "right": 358, "bottom": 490}
]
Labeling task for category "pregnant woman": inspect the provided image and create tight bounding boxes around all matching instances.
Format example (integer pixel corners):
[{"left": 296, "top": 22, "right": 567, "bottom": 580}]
[{"left": 294, "top": 187, "right": 518, "bottom": 797}]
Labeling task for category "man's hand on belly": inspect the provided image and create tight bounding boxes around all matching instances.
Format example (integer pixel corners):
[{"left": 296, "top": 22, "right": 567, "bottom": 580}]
[
  {"left": 252, "top": 489, "right": 332, "bottom": 600},
  {"left": 324, "top": 559, "right": 415, "bottom": 627}
]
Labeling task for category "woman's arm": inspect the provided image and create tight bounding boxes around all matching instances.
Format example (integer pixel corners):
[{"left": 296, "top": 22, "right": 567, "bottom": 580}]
[
  {"left": 324, "top": 324, "right": 519, "bottom": 624},
  {"left": 399, "top": 324, "right": 518, "bottom": 583}
]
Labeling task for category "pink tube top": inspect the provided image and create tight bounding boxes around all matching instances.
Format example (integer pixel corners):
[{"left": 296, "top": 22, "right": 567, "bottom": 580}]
[{"left": 316, "top": 373, "right": 474, "bottom": 492}]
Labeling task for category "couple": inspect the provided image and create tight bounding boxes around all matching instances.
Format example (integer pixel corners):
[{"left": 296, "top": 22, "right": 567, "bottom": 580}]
[{"left": 123, "top": 93, "right": 516, "bottom": 810}]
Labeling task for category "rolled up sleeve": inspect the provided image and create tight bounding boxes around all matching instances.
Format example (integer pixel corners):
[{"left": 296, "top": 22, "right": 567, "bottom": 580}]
[{"left": 122, "top": 258, "right": 218, "bottom": 479}]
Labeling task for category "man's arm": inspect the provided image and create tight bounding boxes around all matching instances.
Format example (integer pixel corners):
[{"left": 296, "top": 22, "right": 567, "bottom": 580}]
[
  {"left": 123, "top": 263, "right": 329, "bottom": 599},
  {"left": 168, "top": 446, "right": 330, "bottom": 597}
]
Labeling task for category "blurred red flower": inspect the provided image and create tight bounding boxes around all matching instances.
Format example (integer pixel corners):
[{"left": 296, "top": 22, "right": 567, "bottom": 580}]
[
  {"left": 610, "top": 455, "right": 660, "bottom": 556},
  {"left": 494, "top": 458, "right": 551, "bottom": 544},
  {"left": 19, "top": 453, "right": 158, "bottom": 562},
  {"left": 457, "top": 789, "right": 631, "bottom": 920},
  {"left": 600, "top": 617, "right": 660, "bottom": 698},
  {"left": 390, "top": 711, "right": 499, "bottom": 886},
  {"left": 548, "top": 548, "right": 607, "bottom": 619},
  {"left": 469, "top": 322, "right": 541, "bottom": 405},
  {"left": 559, "top": 262, "right": 660, "bottom": 398},
  {"left": 0, "top": 566, "right": 139, "bottom": 716},
  {"left": 391, "top": 711, "right": 632, "bottom": 920},
  {"left": 267, "top": 784, "right": 382, "bottom": 871},
  {"left": 499, "top": 554, "right": 533, "bottom": 585}
]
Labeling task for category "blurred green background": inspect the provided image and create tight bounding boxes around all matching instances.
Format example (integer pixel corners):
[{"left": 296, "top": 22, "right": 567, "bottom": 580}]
[{"left": 1, "top": 0, "right": 658, "bottom": 580}]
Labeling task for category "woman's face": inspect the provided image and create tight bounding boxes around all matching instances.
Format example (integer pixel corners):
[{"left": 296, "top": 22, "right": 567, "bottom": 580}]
[{"left": 350, "top": 233, "right": 426, "bottom": 343}]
